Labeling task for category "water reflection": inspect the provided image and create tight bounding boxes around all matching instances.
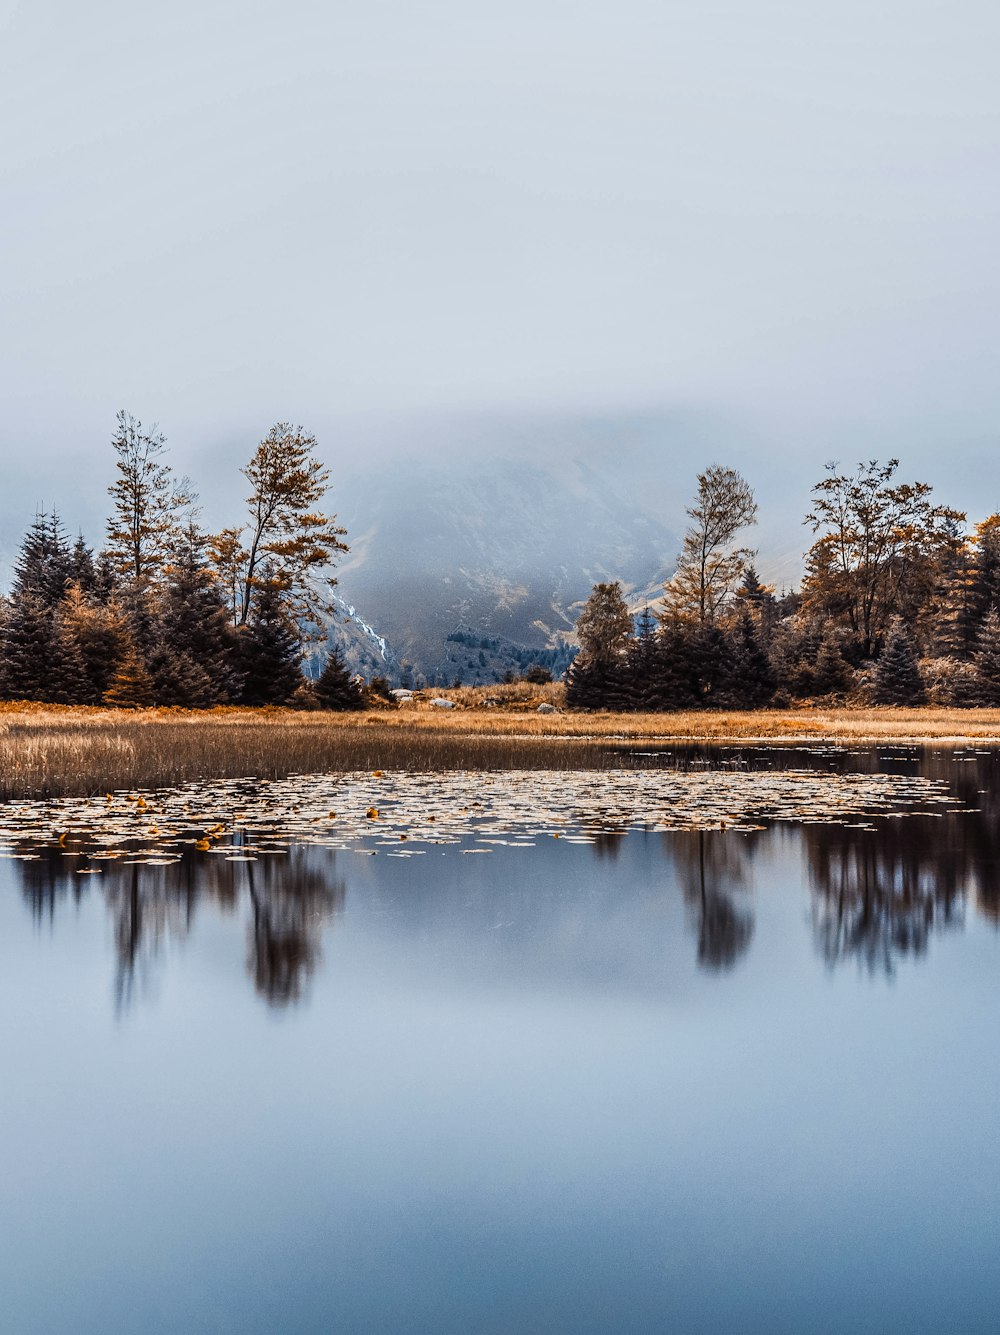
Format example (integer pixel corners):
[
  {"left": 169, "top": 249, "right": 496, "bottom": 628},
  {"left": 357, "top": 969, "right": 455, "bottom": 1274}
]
[
  {"left": 804, "top": 822, "right": 965, "bottom": 975},
  {"left": 244, "top": 855, "right": 343, "bottom": 1005},
  {"left": 673, "top": 829, "right": 755, "bottom": 970},
  {"left": 8, "top": 747, "right": 1000, "bottom": 1005},
  {"left": 18, "top": 838, "right": 344, "bottom": 1009}
]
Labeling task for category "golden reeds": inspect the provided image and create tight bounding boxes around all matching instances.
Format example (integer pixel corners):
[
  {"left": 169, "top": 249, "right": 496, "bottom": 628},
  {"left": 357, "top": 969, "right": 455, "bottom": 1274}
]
[{"left": 1, "top": 695, "right": 999, "bottom": 798}]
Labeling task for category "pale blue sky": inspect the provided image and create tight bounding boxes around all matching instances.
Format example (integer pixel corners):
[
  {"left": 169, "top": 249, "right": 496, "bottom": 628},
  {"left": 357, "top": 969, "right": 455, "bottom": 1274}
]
[{"left": 1, "top": 0, "right": 998, "bottom": 541}]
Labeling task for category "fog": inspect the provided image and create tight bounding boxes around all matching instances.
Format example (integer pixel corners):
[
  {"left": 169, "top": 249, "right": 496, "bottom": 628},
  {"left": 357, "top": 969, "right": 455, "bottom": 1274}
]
[{"left": 1, "top": 0, "right": 998, "bottom": 559}]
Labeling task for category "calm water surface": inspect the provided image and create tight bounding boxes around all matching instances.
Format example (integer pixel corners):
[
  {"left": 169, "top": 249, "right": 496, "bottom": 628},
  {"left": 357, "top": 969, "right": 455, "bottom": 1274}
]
[{"left": 2, "top": 746, "right": 1000, "bottom": 1334}]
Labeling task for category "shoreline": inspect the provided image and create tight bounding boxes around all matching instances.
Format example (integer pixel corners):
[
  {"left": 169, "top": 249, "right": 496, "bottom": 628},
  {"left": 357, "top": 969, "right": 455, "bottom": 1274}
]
[{"left": 1, "top": 701, "right": 1000, "bottom": 799}]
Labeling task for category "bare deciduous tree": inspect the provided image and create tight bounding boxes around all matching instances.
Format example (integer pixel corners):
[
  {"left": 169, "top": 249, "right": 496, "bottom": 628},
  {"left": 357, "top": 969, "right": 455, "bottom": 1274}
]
[
  {"left": 802, "top": 459, "right": 964, "bottom": 657},
  {"left": 212, "top": 424, "right": 348, "bottom": 634},
  {"left": 105, "top": 410, "right": 195, "bottom": 587},
  {"left": 661, "top": 465, "right": 758, "bottom": 623}
]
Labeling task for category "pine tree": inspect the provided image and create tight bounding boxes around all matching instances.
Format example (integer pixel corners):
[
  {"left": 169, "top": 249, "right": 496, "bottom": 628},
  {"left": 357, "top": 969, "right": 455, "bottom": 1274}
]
[
  {"left": 688, "top": 621, "right": 733, "bottom": 706},
  {"left": 620, "top": 611, "right": 699, "bottom": 712},
  {"left": 768, "top": 617, "right": 824, "bottom": 700},
  {"left": 12, "top": 511, "right": 73, "bottom": 609},
  {"left": 313, "top": 647, "right": 364, "bottom": 710},
  {"left": 0, "top": 592, "right": 56, "bottom": 701},
  {"left": 950, "top": 514, "right": 1000, "bottom": 658},
  {"left": 102, "top": 641, "right": 156, "bottom": 708},
  {"left": 733, "top": 564, "right": 771, "bottom": 607},
  {"left": 872, "top": 618, "right": 925, "bottom": 705},
  {"left": 812, "top": 628, "right": 854, "bottom": 696},
  {"left": 235, "top": 576, "right": 303, "bottom": 705},
  {"left": 47, "top": 610, "right": 92, "bottom": 705},
  {"left": 68, "top": 535, "right": 99, "bottom": 598},
  {"left": 623, "top": 607, "right": 659, "bottom": 710},
  {"left": 565, "top": 652, "right": 628, "bottom": 710},
  {"left": 734, "top": 563, "right": 779, "bottom": 646},
  {"left": 648, "top": 622, "right": 700, "bottom": 711},
  {"left": 723, "top": 609, "right": 774, "bottom": 707},
  {"left": 58, "top": 586, "right": 129, "bottom": 704},
  {"left": 971, "top": 608, "right": 1000, "bottom": 706},
  {"left": 148, "top": 530, "right": 239, "bottom": 706},
  {"left": 146, "top": 645, "right": 217, "bottom": 707}
]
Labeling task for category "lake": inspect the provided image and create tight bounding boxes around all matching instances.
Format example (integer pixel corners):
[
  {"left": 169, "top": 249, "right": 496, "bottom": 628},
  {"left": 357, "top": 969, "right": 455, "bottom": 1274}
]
[{"left": 2, "top": 745, "right": 999, "bottom": 1334}]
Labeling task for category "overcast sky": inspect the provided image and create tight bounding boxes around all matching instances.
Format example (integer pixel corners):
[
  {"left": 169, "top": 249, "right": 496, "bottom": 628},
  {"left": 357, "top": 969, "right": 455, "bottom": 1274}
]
[{"left": 1, "top": 0, "right": 998, "bottom": 543}]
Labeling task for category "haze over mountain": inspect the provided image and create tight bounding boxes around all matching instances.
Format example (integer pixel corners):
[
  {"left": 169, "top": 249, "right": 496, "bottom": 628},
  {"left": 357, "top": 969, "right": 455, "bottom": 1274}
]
[
  {"left": 1, "top": 0, "right": 998, "bottom": 670},
  {"left": 1, "top": 401, "right": 995, "bottom": 678},
  {"left": 336, "top": 446, "right": 676, "bottom": 676}
]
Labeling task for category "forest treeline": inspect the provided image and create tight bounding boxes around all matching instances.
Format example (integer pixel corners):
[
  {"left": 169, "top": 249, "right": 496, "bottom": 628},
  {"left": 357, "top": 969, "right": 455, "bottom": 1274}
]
[
  {"left": 568, "top": 460, "right": 1000, "bottom": 710},
  {"left": 5, "top": 422, "right": 1000, "bottom": 712},
  {"left": 0, "top": 412, "right": 367, "bottom": 710}
]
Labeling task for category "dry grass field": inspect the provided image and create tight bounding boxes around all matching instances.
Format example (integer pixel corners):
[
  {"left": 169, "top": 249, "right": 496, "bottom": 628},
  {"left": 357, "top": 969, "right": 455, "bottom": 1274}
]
[{"left": 2, "top": 684, "right": 1000, "bottom": 798}]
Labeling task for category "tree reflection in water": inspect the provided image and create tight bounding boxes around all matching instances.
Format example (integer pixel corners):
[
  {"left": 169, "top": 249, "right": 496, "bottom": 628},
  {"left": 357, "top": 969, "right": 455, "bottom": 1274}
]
[
  {"left": 804, "top": 821, "right": 965, "bottom": 975},
  {"left": 17, "top": 840, "right": 343, "bottom": 1010},
  {"left": 798, "top": 749, "right": 1000, "bottom": 974},
  {"left": 672, "top": 829, "right": 755, "bottom": 970},
  {"left": 244, "top": 855, "right": 342, "bottom": 1005},
  {"left": 12, "top": 748, "right": 1000, "bottom": 1000}
]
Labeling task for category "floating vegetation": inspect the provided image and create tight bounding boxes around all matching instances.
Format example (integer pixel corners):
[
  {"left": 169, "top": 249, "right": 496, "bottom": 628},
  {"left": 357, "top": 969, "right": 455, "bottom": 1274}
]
[{"left": 0, "top": 767, "right": 959, "bottom": 865}]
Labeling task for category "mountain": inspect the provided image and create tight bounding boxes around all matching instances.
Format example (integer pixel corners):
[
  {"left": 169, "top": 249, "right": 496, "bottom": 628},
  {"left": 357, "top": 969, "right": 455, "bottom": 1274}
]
[
  {"left": 302, "top": 594, "right": 402, "bottom": 683},
  {"left": 331, "top": 436, "right": 680, "bottom": 681}
]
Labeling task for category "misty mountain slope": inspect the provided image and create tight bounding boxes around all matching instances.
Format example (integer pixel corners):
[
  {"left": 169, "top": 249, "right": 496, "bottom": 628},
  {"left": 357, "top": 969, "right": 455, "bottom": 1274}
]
[
  {"left": 334, "top": 451, "right": 679, "bottom": 674},
  {"left": 303, "top": 595, "right": 402, "bottom": 683}
]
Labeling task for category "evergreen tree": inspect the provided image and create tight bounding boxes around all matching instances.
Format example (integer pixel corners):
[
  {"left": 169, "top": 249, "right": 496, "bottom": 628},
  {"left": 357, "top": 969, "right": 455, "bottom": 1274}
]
[
  {"left": 733, "top": 564, "right": 770, "bottom": 607},
  {"left": 812, "top": 628, "right": 854, "bottom": 696},
  {"left": 872, "top": 618, "right": 925, "bottom": 705},
  {"left": 565, "top": 652, "right": 628, "bottom": 710},
  {"left": 146, "top": 645, "right": 217, "bottom": 707},
  {"left": 649, "top": 622, "right": 700, "bottom": 710},
  {"left": 955, "top": 515, "right": 1000, "bottom": 655},
  {"left": 12, "top": 511, "right": 73, "bottom": 608},
  {"left": 734, "top": 564, "right": 779, "bottom": 646},
  {"left": 687, "top": 620, "right": 734, "bottom": 706},
  {"left": 971, "top": 608, "right": 1000, "bottom": 706},
  {"left": 769, "top": 617, "right": 824, "bottom": 700},
  {"left": 47, "top": 609, "right": 91, "bottom": 705},
  {"left": 68, "top": 535, "right": 99, "bottom": 598},
  {"left": 623, "top": 607, "right": 659, "bottom": 710},
  {"left": 102, "top": 641, "right": 156, "bottom": 708},
  {"left": 92, "top": 551, "right": 118, "bottom": 604},
  {"left": 148, "top": 530, "right": 239, "bottom": 706},
  {"left": 235, "top": 576, "right": 303, "bottom": 705},
  {"left": 313, "top": 647, "right": 364, "bottom": 710},
  {"left": 0, "top": 592, "right": 55, "bottom": 701},
  {"left": 58, "top": 586, "right": 128, "bottom": 704},
  {"left": 1, "top": 520, "right": 121, "bottom": 704},
  {"left": 723, "top": 609, "right": 774, "bottom": 707},
  {"left": 919, "top": 514, "right": 974, "bottom": 660},
  {"left": 620, "top": 612, "right": 699, "bottom": 711}
]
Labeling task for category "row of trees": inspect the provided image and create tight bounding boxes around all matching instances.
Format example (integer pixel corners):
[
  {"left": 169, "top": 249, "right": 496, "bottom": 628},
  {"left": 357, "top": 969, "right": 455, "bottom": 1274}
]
[
  {"left": 570, "top": 459, "right": 1000, "bottom": 710},
  {"left": 7, "top": 427, "right": 1000, "bottom": 712},
  {"left": 0, "top": 414, "right": 362, "bottom": 708}
]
